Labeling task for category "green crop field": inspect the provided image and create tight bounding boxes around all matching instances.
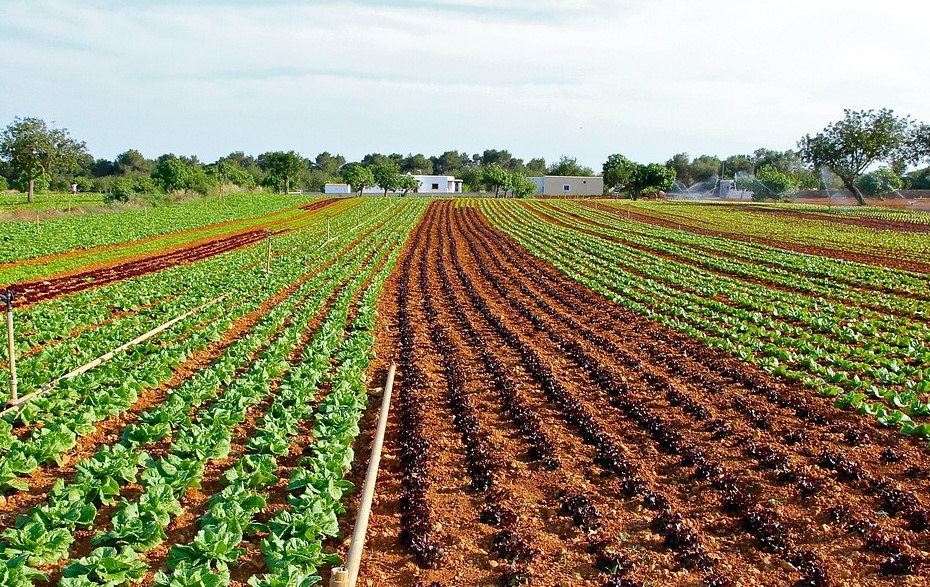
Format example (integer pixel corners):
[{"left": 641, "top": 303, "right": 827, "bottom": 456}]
[{"left": 1, "top": 196, "right": 929, "bottom": 586}]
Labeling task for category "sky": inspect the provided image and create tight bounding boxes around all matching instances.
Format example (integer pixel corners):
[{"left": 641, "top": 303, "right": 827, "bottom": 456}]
[{"left": 2, "top": 0, "right": 928, "bottom": 170}]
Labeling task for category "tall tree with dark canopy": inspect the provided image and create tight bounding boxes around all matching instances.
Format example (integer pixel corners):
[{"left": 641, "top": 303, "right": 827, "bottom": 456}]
[
  {"left": 0, "top": 117, "right": 86, "bottom": 202},
  {"left": 260, "top": 150, "right": 305, "bottom": 194},
  {"left": 799, "top": 109, "right": 914, "bottom": 205},
  {"left": 372, "top": 161, "right": 402, "bottom": 196},
  {"left": 602, "top": 153, "right": 637, "bottom": 195}
]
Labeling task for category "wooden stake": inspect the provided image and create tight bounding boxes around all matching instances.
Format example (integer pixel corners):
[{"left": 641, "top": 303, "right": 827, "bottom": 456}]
[
  {"left": 2, "top": 292, "right": 230, "bottom": 415},
  {"left": 3, "top": 291, "right": 17, "bottom": 407}
]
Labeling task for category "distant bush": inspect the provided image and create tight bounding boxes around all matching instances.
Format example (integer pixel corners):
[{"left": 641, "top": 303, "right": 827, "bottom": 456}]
[
  {"left": 106, "top": 176, "right": 162, "bottom": 204},
  {"left": 856, "top": 168, "right": 903, "bottom": 197},
  {"left": 0, "top": 176, "right": 7, "bottom": 191},
  {"left": 15, "top": 172, "right": 49, "bottom": 194},
  {"left": 750, "top": 165, "right": 799, "bottom": 201}
]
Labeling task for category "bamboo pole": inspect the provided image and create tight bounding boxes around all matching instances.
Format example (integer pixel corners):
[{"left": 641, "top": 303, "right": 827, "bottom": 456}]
[
  {"left": 1, "top": 292, "right": 231, "bottom": 415},
  {"left": 331, "top": 362, "right": 397, "bottom": 587},
  {"left": 3, "top": 291, "right": 18, "bottom": 407}
]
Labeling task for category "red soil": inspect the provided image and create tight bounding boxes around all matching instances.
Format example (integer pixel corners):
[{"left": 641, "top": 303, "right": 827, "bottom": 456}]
[{"left": 350, "top": 200, "right": 930, "bottom": 586}]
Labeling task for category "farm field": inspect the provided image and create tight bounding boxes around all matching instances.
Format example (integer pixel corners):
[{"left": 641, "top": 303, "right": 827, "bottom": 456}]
[
  {"left": 611, "top": 200, "right": 930, "bottom": 271},
  {"left": 1, "top": 197, "right": 929, "bottom": 586}
]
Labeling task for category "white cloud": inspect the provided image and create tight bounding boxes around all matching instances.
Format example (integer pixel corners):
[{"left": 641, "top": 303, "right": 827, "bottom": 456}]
[{"left": 1, "top": 0, "right": 928, "bottom": 167}]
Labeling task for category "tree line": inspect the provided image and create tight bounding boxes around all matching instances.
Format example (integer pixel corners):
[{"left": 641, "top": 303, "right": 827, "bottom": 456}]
[{"left": 2, "top": 110, "right": 928, "bottom": 204}]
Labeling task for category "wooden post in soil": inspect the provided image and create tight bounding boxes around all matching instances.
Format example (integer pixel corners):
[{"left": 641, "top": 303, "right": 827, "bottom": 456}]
[
  {"left": 1, "top": 292, "right": 231, "bottom": 416},
  {"left": 3, "top": 290, "right": 18, "bottom": 407},
  {"left": 330, "top": 362, "right": 397, "bottom": 587},
  {"left": 264, "top": 234, "right": 272, "bottom": 274}
]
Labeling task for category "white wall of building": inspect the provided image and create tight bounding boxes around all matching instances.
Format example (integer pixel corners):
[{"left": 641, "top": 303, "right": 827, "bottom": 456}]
[
  {"left": 323, "top": 183, "right": 351, "bottom": 194},
  {"left": 324, "top": 175, "right": 463, "bottom": 195},
  {"left": 528, "top": 176, "right": 604, "bottom": 196}
]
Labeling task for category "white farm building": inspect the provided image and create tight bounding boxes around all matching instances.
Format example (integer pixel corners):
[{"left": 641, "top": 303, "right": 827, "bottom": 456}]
[
  {"left": 324, "top": 175, "right": 463, "bottom": 195},
  {"left": 529, "top": 176, "right": 604, "bottom": 196}
]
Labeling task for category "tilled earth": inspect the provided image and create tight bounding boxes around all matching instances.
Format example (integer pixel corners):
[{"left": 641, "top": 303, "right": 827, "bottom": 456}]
[{"left": 352, "top": 200, "right": 930, "bottom": 586}]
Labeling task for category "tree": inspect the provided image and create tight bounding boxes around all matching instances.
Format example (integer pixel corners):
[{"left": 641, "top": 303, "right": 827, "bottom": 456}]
[
  {"left": 341, "top": 163, "right": 374, "bottom": 196},
  {"left": 481, "top": 149, "right": 513, "bottom": 169},
  {"left": 314, "top": 151, "right": 345, "bottom": 176},
  {"left": 0, "top": 117, "right": 86, "bottom": 202},
  {"left": 630, "top": 163, "right": 676, "bottom": 200},
  {"left": 525, "top": 157, "right": 547, "bottom": 176},
  {"left": 115, "top": 149, "right": 154, "bottom": 175},
  {"left": 260, "top": 151, "right": 305, "bottom": 194},
  {"left": 547, "top": 155, "right": 594, "bottom": 177},
  {"left": 722, "top": 154, "right": 753, "bottom": 178},
  {"left": 751, "top": 165, "right": 800, "bottom": 201},
  {"left": 856, "top": 168, "right": 903, "bottom": 198},
  {"left": 481, "top": 163, "right": 508, "bottom": 196},
  {"left": 400, "top": 153, "right": 432, "bottom": 175},
  {"left": 798, "top": 109, "right": 914, "bottom": 205},
  {"left": 910, "top": 123, "right": 930, "bottom": 165},
  {"left": 431, "top": 151, "right": 466, "bottom": 175},
  {"left": 602, "top": 154, "right": 637, "bottom": 195},
  {"left": 372, "top": 162, "right": 402, "bottom": 196},
  {"left": 510, "top": 173, "right": 538, "bottom": 198},
  {"left": 361, "top": 153, "right": 393, "bottom": 168},
  {"left": 151, "top": 157, "right": 193, "bottom": 192},
  {"left": 398, "top": 174, "right": 420, "bottom": 196},
  {"left": 208, "top": 159, "right": 255, "bottom": 190}
]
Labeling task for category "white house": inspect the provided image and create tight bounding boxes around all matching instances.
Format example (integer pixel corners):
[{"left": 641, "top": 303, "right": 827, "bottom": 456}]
[
  {"left": 323, "top": 183, "right": 352, "bottom": 194},
  {"left": 324, "top": 175, "right": 463, "bottom": 195},
  {"left": 415, "top": 175, "right": 464, "bottom": 194},
  {"left": 529, "top": 176, "right": 604, "bottom": 196}
]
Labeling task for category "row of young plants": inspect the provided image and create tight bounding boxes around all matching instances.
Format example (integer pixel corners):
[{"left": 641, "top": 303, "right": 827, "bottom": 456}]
[
  {"left": 537, "top": 203, "right": 930, "bottom": 397},
  {"left": 462, "top": 204, "right": 930, "bottom": 577},
  {"left": 146, "top": 223, "right": 400, "bottom": 585},
  {"left": 554, "top": 201, "right": 930, "bottom": 314},
  {"left": 564, "top": 201, "right": 930, "bottom": 300},
  {"left": 0, "top": 193, "right": 309, "bottom": 266},
  {"left": 246, "top": 216, "right": 409, "bottom": 587},
  {"left": 618, "top": 201, "right": 930, "bottom": 263},
  {"left": 531, "top": 204, "right": 930, "bottom": 396},
  {"left": 438, "top": 204, "right": 651, "bottom": 586},
  {"left": 0, "top": 200, "right": 355, "bottom": 407},
  {"left": 443, "top": 205, "right": 735, "bottom": 586},
  {"left": 481, "top": 201, "right": 930, "bottom": 440},
  {"left": 0, "top": 200, "right": 426, "bottom": 586},
  {"left": 0, "top": 207, "right": 374, "bottom": 490}
]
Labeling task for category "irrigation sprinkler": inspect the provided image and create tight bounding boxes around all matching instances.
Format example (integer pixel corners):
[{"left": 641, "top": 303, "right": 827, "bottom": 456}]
[
  {"left": 2, "top": 290, "right": 19, "bottom": 407},
  {"left": 330, "top": 362, "right": 397, "bottom": 587},
  {"left": 327, "top": 216, "right": 332, "bottom": 241}
]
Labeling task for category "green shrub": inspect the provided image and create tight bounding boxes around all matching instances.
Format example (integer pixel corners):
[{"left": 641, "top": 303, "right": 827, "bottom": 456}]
[{"left": 856, "top": 168, "right": 903, "bottom": 197}]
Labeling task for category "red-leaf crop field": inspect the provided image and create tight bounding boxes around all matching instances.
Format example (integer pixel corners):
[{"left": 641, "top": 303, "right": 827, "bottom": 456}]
[{"left": 1, "top": 196, "right": 928, "bottom": 587}]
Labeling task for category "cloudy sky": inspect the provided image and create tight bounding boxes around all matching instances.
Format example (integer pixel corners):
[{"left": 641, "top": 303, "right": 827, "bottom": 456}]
[{"left": 2, "top": 0, "right": 927, "bottom": 169}]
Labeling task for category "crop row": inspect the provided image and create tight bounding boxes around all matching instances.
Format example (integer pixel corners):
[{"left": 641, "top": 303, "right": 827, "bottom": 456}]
[
  {"left": 481, "top": 200, "right": 930, "bottom": 439},
  {"left": 0, "top": 193, "right": 309, "bottom": 266},
  {"left": 0, "top": 200, "right": 426, "bottom": 586},
  {"left": 0, "top": 202, "right": 398, "bottom": 491}
]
